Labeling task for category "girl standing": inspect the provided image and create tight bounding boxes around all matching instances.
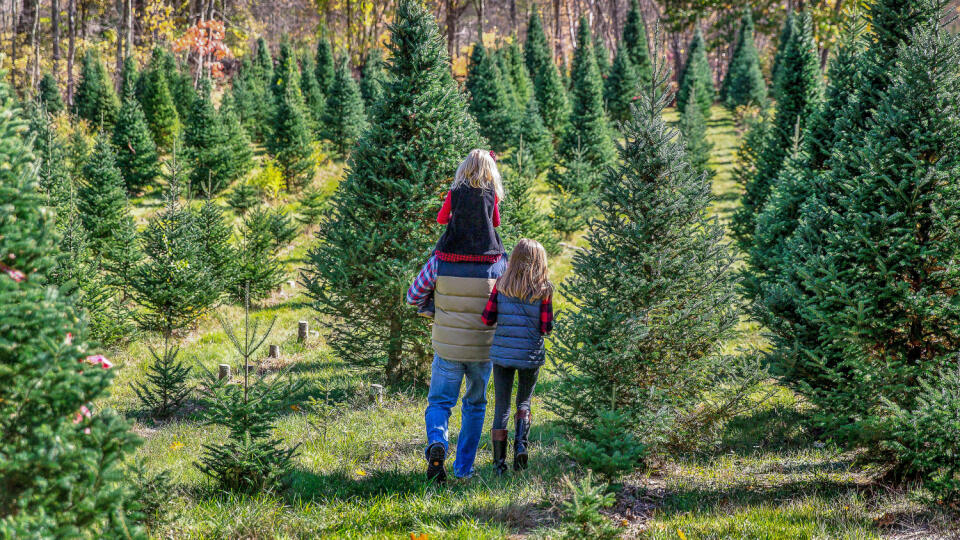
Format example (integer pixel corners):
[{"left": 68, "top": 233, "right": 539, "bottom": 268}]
[{"left": 481, "top": 239, "right": 554, "bottom": 474}]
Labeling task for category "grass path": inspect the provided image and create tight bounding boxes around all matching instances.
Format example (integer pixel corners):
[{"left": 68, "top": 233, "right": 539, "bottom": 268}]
[{"left": 105, "top": 107, "right": 957, "bottom": 539}]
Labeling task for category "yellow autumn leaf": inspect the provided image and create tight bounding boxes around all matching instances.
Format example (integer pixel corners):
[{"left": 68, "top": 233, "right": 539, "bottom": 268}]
[{"left": 677, "top": 529, "right": 688, "bottom": 540}]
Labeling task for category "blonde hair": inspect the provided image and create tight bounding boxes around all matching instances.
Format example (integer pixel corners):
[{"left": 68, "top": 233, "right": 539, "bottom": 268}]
[
  {"left": 450, "top": 149, "right": 505, "bottom": 200},
  {"left": 497, "top": 239, "right": 553, "bottom": 302}
]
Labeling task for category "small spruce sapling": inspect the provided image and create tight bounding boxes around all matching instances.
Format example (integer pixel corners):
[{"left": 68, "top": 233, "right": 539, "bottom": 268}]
[{"left": 133, "top": 337, "right": 193, "bottom": 419}]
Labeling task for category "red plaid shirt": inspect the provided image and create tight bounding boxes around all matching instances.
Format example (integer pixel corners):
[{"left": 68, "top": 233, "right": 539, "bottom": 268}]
[{"left": 481, "top": 286, "right": 553, "bottom": 335}]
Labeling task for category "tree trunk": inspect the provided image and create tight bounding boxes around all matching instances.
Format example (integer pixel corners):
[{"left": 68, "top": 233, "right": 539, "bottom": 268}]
[
  {"left": 385, "top": 317, "right": 403, "bottom": 384},
  {"left": 115, "top": 0, "right": 125, "bottom": 89},
  {"left": 510, "top": 0, "right": 516, "bottom": 34},
  {"left": 552, "top": 0, "right": 562, "bottom": 63},
  {"left": 30, "top": 0, "right": 39, "bottom": 90},
  {"left": 446, "top": 0, "right": 457, "bottom": 60},
  {"left": 52, "top": 0, "right": 61, "bottom": 77},
  {"left": 475, "top": 0, "right": 483, "bottom": 41},
  {"left": 67, "top": 0, "right": 76, "bottom": 104}
]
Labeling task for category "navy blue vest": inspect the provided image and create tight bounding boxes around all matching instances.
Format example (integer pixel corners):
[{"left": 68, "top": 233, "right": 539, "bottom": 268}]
[
  {"left": 435, "top": 185, "right": 505, "bottom": 256},
  {"left": 489, "top": 293, "right": 545, "bottom": 369}
]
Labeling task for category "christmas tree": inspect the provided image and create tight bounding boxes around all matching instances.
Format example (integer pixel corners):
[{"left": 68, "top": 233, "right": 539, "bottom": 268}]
[
  {"left": 548, "top": 54, "right": 740, "bottom": 445},
  {"left": 271, "top": 41, "right": 299, "bottom": 99},
  {"left": 720, "top": 10, "right": 767, "bottom": 109},
  {"left": 226, "top": 182, "right": 261, "bottom": 217},
  {"left": 192, "top": 199, "right": 238, "bottom": 297},
  {"left": 770, "top": 11, "right": 795, "bottom": 96},
  {"left": 299, "top": 53, "right": 326, "bottom": 132},
  {"left": 268, "top": 48, "right": 315, "bottom": 191},
  {"left": 120, "top": 55, "right": 139, "bottom": 100},
  {"left": 255, "top": 37, "right": 274, "bottom": 81},
  {"left": 550, "top": 141, "right": 601, "bottom": 239},
  {"left": 26, "top": 103, "right": 71, "bottom": 208},
  {"left": 37, "top": 71, "right": 64, "bottom": 114},
  {"left": 732, "top": 12, "right": 821, "bottom": 252},
  {"left": 518, "top": 96, "right": 554, "bottom": 174},
  {"left": 360, "top": 48, "right": 387, "bottom": 110},
  {"left": 604, "top": 41, "right": 639, "bottom": 124},
  {"left": 233, "top": 207, "right": 285, "bottom": 301},
  {"left": 218, "top": 91, "right": 255, "bottom": 183},
  {"left": 321, "top": 57, "right": 368, "bottom": 156},
  {"left": 161, "top": 50, "right": 196, "bottom": 120},
  {"left": 553, "top": 17, "right": 615, "bottom": 185},
  {"left": 524, "top": 9, "right": 570, "bottom": 138},
  {"left": 231, "top": 56, "right": 273, "bottom": 143},
  {"left": 676, "top": 28, "right": 714, "bottom": 119},
  {"left": 498, "top": 151, "right": 557, "bottom": 254},
  {"left": 622, "top": 0, "right": 652, "bottom": 89},
  {"left": 303, "top": 0, "right": 484, "bottom": 382},
  {"left": 315, "top": 31, "right": 336, "bottom": 96},
  {"left": 466, "top": 42, "right": 518, "bottom": 152},
  {"left": 138, "top": 48, "right": 181, "bottom": 150},
  {"left": 184, "top": 78, "right": 233, "bottom": 195},
  {"left": 495, "top": 49, "right": 521, "bottom": 111},
  {"left": 77, "top": 134, "right": 140, "bottom": 266},
  {"left": 594, "top": 34, "right": 610, "bottom": 79},
  {"left": 112, "top": 87, "right": 160, "bottom": 194},
  {"left": 0, "top": 80, "right": 141, "bottom": 537},
  {"left": 74, "top": 49, "right": 120, "bottom": 128},
  {"left": 679, "top": 86, "right": 713, "bottom": 179},
  {"left": 504, "top": 39, "right": 533, "bottom": 109},
  {"left": 133, "top": 337, "right": 192, "bottom": 419}
]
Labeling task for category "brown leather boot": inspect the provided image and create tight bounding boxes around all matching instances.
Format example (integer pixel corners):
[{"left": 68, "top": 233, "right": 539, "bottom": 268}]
[{"left": 491, "top": 429, "right": 508, "bottom": 475}]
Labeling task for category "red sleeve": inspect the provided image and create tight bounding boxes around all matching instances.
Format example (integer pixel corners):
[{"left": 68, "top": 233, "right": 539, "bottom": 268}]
[
  {"left": 437, "top": 191, "right": 452, "bottom": 224},
  {"left": 492, "top": 194, "right": 500, "bottom": 228},
  {"left": 540, "top": 295, "right": 553, "bottom": 335},
  {"left": 481, "top": 286, "right": 499, "bottom": 326}
]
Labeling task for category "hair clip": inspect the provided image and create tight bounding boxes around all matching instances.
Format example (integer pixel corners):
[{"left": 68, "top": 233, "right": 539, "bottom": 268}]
[{"left": 489, "top": 150, "right": 497, "bottom": 162}]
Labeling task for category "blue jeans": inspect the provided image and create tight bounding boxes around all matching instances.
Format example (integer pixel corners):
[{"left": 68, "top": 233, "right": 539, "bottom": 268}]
[{"left": 424, "top": 354, "right": 492, "bottom": 478}]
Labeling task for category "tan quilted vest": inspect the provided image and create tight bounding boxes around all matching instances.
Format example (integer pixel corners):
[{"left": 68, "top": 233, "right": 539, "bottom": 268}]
[{"left": 431, "top": 274, "right": 497, "bottom": 362}]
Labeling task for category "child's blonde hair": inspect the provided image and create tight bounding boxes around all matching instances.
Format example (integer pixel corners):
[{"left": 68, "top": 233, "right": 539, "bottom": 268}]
[
  {"left": 451, "top": 149, "right": 505, "bottom": 200},
  {"left": 497, "top": 239, "right": 553, "bottom": 302}
]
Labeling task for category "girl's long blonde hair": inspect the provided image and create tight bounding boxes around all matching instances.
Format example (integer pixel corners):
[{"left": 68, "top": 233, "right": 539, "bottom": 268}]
[
  {"left": 497, "top": 239, "right": 553, "bottom": 302},
  {"left": 450, "top": 149, "right": 505, "bottom": 200}
]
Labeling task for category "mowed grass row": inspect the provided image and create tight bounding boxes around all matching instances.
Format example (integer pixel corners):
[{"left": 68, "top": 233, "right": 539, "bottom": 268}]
[{"left": 101, "top": 107, "right": 956, "bottom": 539}]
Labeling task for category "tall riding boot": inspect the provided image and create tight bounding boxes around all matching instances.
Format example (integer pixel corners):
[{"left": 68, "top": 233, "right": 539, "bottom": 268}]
[
  {"left": 491, "top": 429, "right": 508, "bottom": 475},
  {"left": 513, "top": 409, "right": 531, "bottom": 471}
]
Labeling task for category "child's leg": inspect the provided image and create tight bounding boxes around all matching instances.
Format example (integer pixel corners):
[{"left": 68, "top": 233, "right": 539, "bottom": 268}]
[
  {"left": 513, "top": 367, "right": 540, "bottom": 471},
  {"left": 490, "top": 365, "right": 515, "bottom": 474}
]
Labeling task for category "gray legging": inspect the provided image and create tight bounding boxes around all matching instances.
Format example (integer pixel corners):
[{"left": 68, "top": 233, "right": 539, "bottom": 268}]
[{"left": 492, "top": 364, "right": 540, "bottom": 430}]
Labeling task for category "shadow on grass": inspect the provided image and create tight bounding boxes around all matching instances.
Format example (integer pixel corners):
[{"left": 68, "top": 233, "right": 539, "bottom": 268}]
[{"left": 717, "top": 401, "right": 816, "bottom": 455}]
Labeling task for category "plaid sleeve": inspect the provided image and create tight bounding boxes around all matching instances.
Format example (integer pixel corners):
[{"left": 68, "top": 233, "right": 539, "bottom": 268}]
[
  {"left": 406, "top": 255, "right": 438, "bottom": 306},
  {"left": 540, "top": 295, "right": 553, "bottom": 335},
  {"left": 481, "top": 286, "right": 499, "bottom": 326}
]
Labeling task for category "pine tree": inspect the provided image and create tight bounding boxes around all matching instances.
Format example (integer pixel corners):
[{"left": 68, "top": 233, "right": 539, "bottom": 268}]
[
  {"left": 269, "top": 49, "right": 315, "bottom": 190},
  {"left": 519, "top": 96, "right": 553, "bottom": 174},
  {"left": 604, "top": 41, "right": 639, "bottom": 124},
  {"left": 299, "top": 54, "right": 326, "bottom": 131},
  {"left": 162, "top": 50, "right": 196, "bottom": 120},
  {"left": 303, "top": 0, "right": 484, "bottom": 383},
  {"left": 551, "top": 142, "right": 601, "bottom": 239},
  {"left": 133, "top": 337, "right": 192, "bottom": 419},
  {"left": 233, "top": 207, "right": 285, "bottom": 301},
  {"left": 676, "top": 28, "right": 714, "bottom": 119},
  {"left": 721, "top": 10, "right": 767, "bottom": 109},
  {"left": 112, "top": 88, "right": 160, "bottom": 194},
  {"left": 184, "top": 78, "right": 233, "bottom": 195},
  {"left": 192, "top": 199, "right": 238, "bottom": 297},
  {"left": 785, "top": 20, "right": 960, "bottom": 441},
  {"left": 495, "top": 49, "right": 521, "bottom": 112},
  {"left": 26, "top": 103, "right": 71, "bottom": 207},
  {"left": 74, "top": 49, "right": 121, "bottom": 128},
  {"left": 732, "top": 12, "right": 821, "bottom": 252},
  {"left": 315, "top": 32, "right": 336, "bottom": 96},
  {"left": 231, "top": 56, "right": 273, "bottom": 143},
  {"left": 504, "top": 39, "right": 533, "bottom": 108},
  {"left": 321, "top": 57, "right": 368, "bottom": 156},
  {"left": 466, "top": 42, "right": 517, "bottom": 152},
  {"left": 360, "top": 47, "right": 387, "bottom": 110},
  {"left": 0, "top": 81, "right": 141, "bottom": 537},
  {"left": 255, "top": 37, "right": 274, "bottom": 81},
  {"left": 226, "top": 182, "right": 261, "bottom": 217},
  {"left": 770, "top": 11, "right": 795, "bottom": 96},
  {"left": 621, "top": 0, "right": 652, "bottom": 89},
  {"left": 218, "top": 91, "right": 255, "bottom": 183},
  {"left": 130, "top": 157, "right": 221, "bottom": 336},
  {"left": 525, "top": 10, "right": 570, "bottom": 137},
  {"left": 679, "top": 86, "right": 713, "bottom": 179},
  {"left": 120, "top": 55, "right": 139, "bottom": 100},
  {"left": 553, "top": 18, "right": 615, "bottom": 185},
  {"left": 37, "top": 71, "right": 64, "bottom": 114},
  {"left": 594, "top": 33, "right": 610, "bottom": 79},
  {"left": 499, "top": 152, "right": 557, "bottom": 254},
  {"left": 77, "top": 134, "right": 140, "bottom": 266},
  {"left": 271, "top": 40, "right": 299, "bottom": 99},
  {"left": 548, "top": 55, "right": 740, "bottom": 445},
  {"left": 138, "top": 48, "right": 180, "bottom": 150}
]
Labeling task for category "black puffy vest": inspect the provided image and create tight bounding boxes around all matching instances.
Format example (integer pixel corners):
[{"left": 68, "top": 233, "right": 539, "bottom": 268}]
[{"left": 435, "top": 185, "right": 505, "bottom": 257}]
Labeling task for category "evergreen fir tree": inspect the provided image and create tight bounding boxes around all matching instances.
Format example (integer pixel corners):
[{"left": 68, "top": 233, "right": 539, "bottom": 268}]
[
  {"left": 732, "top": 12, "right": 821, "bottom": 252},
  {"left": 184, "top": 78, "right": 233, "bottom": 195},
  {"left": 26, "top": 103, "right": 71, "bottom": 207},
  {"left": 303, "top": 0, "right": 484, "bottom": 382},
  {"left": 226, "top": 182, "right": 261, "bottom": 217},
  {"left": 321, "top": 57, "right": 368, "bottom": 156},
  {"left": 120, "top": 55, "right": 139, "bottom": 100},
  {"left": 466, "top": 42, "right": 517, "bottom": 152},
  {"left": 518, "top": 96, "right": 553, "bottom": 174},
  {"left": 504, "top": 39, "right": 533, "bottom": 107},
  {"left": 232, "top": 56, "right": 273, "bottom": 143},
  {"left": 315, "top": 32, "right": 336, "bottom": 96},
  {"left": 218, "top": 91, "right": 255, "bottom": 183},
  {"left": 594, "top": 33, "right": 610, "bottom": 79},
  {"left": 770, "top": 11, "right": 795, "bottom": 96},
  {"left": 112, "top": 88, "right": 160, "bottom": 194},
  {"left": 265, "top": 207, "right": 299, "bottom": 249},
  {"left": 679, "top": 86, "right": 713, "bottom": 179},
  {"left": 604, "top": 41, "right": 639, "bottom": 124},
  {"left": 525, "top": 10, "right": 570, "bottom": 138},
  {"left": 499, "top": 152, "right": 557, "bottom": 254},
  {"left": 233, "top": 207, "right": 285, "bottom": 301},
  {"left": 720, "top": 10, "right": 767, "bottom": 109},
  {"left": 130, "top": 156, "right": 221, "bottom": 336},
  {"left": 547, "top": 54, "right": 740, "bottom": 445},
  {"left": 162, "top": 50, "right": 196, "bottom": 120},
  {"left": 551, "top": 142, "right": 601, "bottom": 239},
  {"left": 138, "top": 48, "right": 180, "bottom": 150},
  {"left": 676, "top": 27, "right": 714, "bottom": 119},
  {"left": 553, "top": 18, "right": 616, "bottom": 186},
  {"left": 299, "top": 54, "right": 326, "bottom": 131},
  {"left": 37, "top": 71, "right": 64, "bottom": 114},
  {"left": 297, "top": 186, "right": 328, "bottom": 226},
  {"left": 271, "top": 40, "right": 299, "bottom": 99},
  {"left": 74, "top": 49, "right": 120, "bottom": 128},
  {"left": 621, "top": 0, "right": 652, "bottom": 89},
  {"left": 495, "top": 49, "right": 521, "bottom": 112},
  {"left": 133, "top": 337, "right": 192, "bottom": 419},
  {"left": 0, "top": 81, "right": 141, "bottom": 537},
  {"left": 255, "top": 37, "right": 274, "bottom": 81},
  {"left": 360, "top": 47, "right": 387, "bottom": 110},
  {"left": 269, "top": 48, "right": 315, "bottom": 190},
  {"left": 192, "top": 199, "right": 238, "bottom": 296},
  {"left": 77, "top": 134, "right": 140, "bottom": 267}
]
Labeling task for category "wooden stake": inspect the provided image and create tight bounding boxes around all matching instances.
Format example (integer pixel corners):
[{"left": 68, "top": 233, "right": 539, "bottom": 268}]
[
  {"left": 218, "top": 363, "right": 231, "bottom": 380},
  {"left": 297, "top": 320, "right": 308, "bottom": 343}
]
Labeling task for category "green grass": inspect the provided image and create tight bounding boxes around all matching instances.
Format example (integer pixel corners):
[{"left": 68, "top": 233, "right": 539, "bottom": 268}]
[{"left": 101, "top": 106, "right": 958, "bottom": 539}]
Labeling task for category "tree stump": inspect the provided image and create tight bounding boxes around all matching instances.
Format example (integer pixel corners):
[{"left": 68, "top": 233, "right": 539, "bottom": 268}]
[
  {"left": 218, "top": 363, "right": 231, "bottom": 380},
  {"left": 297, "top": 320, "right": 308, "bottom": 343},
  {"left": 268, "top": 344, "right": 280, "bottom": 358},
  {"left": 369, "top": 384, "right": 384, "bottom": 406}
]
